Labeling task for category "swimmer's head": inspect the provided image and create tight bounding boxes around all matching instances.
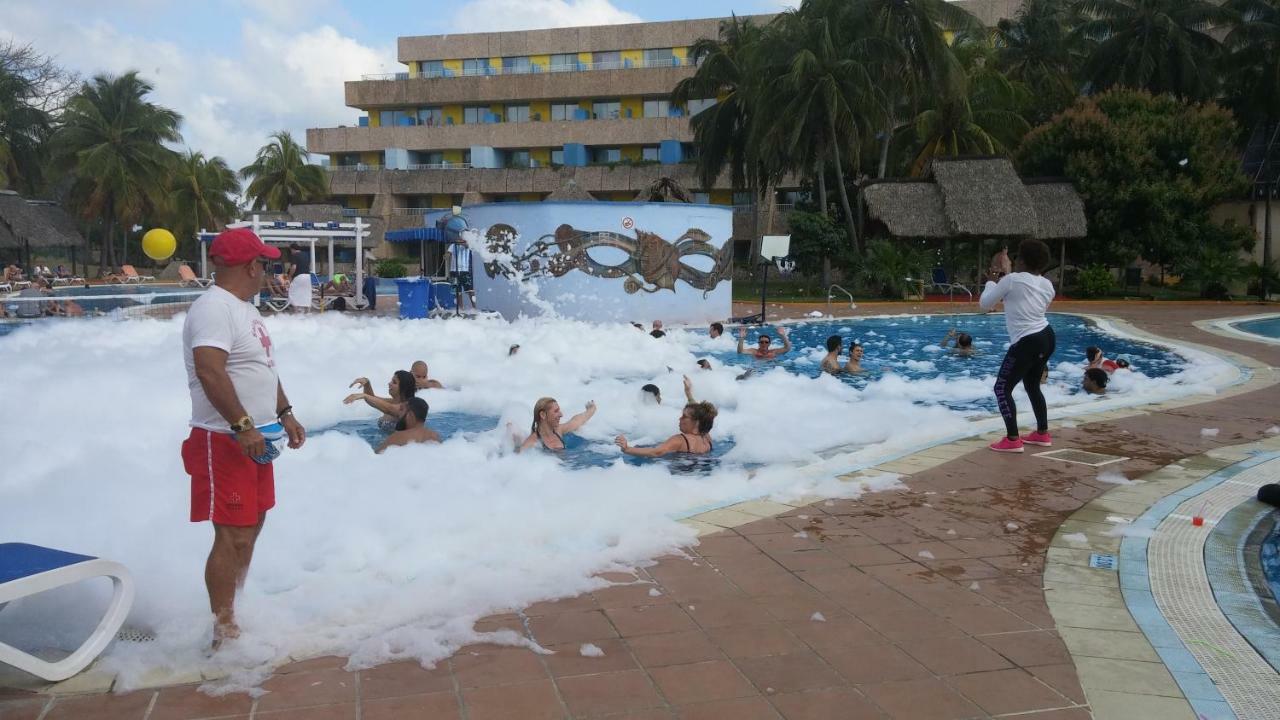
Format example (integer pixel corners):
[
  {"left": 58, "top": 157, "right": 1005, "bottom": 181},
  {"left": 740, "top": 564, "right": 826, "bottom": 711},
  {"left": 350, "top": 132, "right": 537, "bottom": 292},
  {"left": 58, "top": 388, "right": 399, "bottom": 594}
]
[
  {"left": 411, "top": 360, "right": 428, "bottom": 380},
  {"left": 1083, "top": 368, "right": 1109, "bottom": 394},
  {"left": 1015, "top": 238, "right": 1051, "bottom": 274},
  {"left": 956, "top": 333, "right": 973, "bottom": 348},
  {"left": 652, "top": 320, "right": 663, "bottom": 330},
  {"left": 396, "top": 397, "right": 430, "bottom": 430},
  {"left": 532, "top": 397, "right": 561, "bottom": 432},
  {"left": 1115, "top": 358, "right": 1130, "bottom": 369},
  {"left": 509, "top": 344, "right": 520, "bottom": 356},
  {"left": 681, "top": 401, "right": 718, "bottom": 435},
  {"left": 709, "top": 322, "right": 724, "bottom": 338},
  {"left": 850, "top": 343, "right": 863, "bottom": 361},
  {"left": 825, "top": 335, "right": 842, "bottom": 353},
  {"left": 697, "top": 359, "right": 712, "bottom": 370},
  {"left": 392, "top": 370, "right": 417, "bottom": 400},
  {"left": 757, "top": 334, "right": 772, "bottom": 350},
  {"left": 1085, "top": 346, "right": 1102, "bottom": 363},
  {"left": 641, "top": 383, "right": 661, "bottom": 404}
]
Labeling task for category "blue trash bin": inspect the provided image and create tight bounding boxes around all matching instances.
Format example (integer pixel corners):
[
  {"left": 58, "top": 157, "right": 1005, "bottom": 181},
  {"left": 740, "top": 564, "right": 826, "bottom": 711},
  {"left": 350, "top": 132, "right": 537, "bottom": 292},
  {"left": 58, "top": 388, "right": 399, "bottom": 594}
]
[
  {"left": 430, "top": 281, "right": 456, "bottom": 311},
  {"left": 396, "top": 278, "right": 428, "bottom": 319}
]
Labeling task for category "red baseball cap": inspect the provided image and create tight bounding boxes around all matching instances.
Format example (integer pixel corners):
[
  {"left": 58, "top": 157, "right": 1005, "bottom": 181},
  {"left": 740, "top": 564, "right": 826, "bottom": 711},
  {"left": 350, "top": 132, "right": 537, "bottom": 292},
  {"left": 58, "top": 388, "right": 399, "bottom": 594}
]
[{"left": 209, "top": 228, "right": 281, "bottom": 265}]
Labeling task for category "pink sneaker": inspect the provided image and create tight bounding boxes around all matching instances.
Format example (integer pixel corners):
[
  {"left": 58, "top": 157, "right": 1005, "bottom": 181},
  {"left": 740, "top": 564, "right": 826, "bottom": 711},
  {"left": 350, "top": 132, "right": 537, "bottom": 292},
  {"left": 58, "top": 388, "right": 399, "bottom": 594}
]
[
  {"left": 988, "top": 437, "right": 1024, "bottom": 453},
  {"left": 1021, "top": 431, "right": 1052, "bottom": 447}
]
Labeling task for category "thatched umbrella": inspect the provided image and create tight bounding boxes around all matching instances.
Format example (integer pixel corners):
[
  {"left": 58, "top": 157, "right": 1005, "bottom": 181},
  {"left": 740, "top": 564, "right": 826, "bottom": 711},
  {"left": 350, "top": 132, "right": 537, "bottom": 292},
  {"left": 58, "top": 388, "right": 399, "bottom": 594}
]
[{"left": 545, "top": 180, "right": 595, "bottom": 202}]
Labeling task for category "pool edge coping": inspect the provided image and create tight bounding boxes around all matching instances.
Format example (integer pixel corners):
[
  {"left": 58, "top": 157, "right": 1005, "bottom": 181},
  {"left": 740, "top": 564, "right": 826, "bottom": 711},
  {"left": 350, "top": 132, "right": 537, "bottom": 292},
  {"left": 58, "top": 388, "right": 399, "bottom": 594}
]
[{"left": 1196, "top": 312, "right": 1280, "bottom": 347}]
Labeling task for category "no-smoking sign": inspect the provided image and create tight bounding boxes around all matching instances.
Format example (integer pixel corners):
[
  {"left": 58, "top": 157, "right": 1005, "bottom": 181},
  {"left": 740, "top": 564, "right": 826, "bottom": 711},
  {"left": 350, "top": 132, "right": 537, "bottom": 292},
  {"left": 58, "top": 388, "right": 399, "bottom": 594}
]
[{"left": 621, "top": 216, "right": 634, "bottom": 230}]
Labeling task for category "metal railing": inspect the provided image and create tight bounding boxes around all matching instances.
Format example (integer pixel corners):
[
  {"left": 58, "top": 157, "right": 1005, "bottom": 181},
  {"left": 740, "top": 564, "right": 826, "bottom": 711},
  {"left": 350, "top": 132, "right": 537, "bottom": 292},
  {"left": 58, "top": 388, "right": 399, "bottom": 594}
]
[
  {"left": 360, "top": 56, "right": 696, "bottom": 82},
  {"left": 326, "top": 163, "right": 383, "bottom": 172},
  {"left": 391, "top": 207, "right": 438, "bottom": 216},
  {"left": 827, "top": 284, "right": 856, "bottom": 315},
  {"left": 406, "top": 162, "right": 473, "bottom": 170}
]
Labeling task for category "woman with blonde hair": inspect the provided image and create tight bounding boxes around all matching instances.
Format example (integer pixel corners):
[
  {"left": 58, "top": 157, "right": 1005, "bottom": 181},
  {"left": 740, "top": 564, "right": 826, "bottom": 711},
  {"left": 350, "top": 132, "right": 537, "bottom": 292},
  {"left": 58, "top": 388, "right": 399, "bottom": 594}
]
[
  {"left": 615, "top": 401, "right": 717, "bottom": 457},
  {"left": 517, "top": 397, "right": 597, "bottom": 452}
]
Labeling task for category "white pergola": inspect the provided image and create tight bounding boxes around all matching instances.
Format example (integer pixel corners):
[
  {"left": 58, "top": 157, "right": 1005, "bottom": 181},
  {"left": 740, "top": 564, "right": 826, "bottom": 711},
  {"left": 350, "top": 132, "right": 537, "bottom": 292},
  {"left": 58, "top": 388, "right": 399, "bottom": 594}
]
[{"left": 199, "top": 215, "right": 372, "bottom": 307}]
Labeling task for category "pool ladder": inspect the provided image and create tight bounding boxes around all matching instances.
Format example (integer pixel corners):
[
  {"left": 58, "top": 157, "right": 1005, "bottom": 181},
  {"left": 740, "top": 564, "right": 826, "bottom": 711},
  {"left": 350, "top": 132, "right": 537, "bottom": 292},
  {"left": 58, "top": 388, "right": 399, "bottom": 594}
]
[{"left": 827, "top": 284, "right": 856, "bottom": 315}]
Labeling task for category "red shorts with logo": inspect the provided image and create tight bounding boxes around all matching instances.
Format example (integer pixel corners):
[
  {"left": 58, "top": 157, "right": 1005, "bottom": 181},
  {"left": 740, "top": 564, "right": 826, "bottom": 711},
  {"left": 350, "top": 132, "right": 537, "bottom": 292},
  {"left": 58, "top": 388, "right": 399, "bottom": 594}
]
[{"left": 182, "top": 427, "right": 275, "bottom": 526}]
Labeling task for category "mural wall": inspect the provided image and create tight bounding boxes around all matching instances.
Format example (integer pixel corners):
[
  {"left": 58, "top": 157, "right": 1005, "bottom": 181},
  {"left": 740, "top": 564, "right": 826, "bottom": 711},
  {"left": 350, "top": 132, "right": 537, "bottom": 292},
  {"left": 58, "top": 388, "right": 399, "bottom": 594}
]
[{"left": 463, "top": 202, "right": 733, "bottom": 323}]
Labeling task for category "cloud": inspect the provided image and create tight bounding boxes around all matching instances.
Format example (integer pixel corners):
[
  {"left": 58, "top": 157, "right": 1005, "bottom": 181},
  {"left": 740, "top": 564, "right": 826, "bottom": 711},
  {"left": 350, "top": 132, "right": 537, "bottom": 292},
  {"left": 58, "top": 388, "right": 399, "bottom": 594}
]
[
  {"left": 447, "top": 0, "right": 643, "bottom": 32},
  {"left": 1, "top": 3, "right": 392, "bottom": 174}
]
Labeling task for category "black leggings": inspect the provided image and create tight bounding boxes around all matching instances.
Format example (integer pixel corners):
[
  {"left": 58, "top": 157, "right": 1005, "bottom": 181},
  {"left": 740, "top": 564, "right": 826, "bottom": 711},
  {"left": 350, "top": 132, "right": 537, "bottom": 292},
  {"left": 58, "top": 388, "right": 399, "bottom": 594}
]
[{"left": 994, "top": 325, "right": 1056, "bottom": 439}]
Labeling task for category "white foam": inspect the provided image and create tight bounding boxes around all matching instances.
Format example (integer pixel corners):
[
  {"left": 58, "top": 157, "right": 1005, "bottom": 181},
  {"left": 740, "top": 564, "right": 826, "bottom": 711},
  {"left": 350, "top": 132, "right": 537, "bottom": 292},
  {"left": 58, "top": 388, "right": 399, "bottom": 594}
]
[
  {"left": 1096, "top": 470, "right": 1134, "bottom": 485},
  {"left": 1201, "top": 428, "right": 1220, "bottom": 438},
  {"left": 1062, "top": 533, "right": 1088, "bottom": 543},
  {"left": 810, "top": 612, "right": 826, "bottom": 622},
  {"left": 579, "top": 643, "right": 605, "bottom": 658}
]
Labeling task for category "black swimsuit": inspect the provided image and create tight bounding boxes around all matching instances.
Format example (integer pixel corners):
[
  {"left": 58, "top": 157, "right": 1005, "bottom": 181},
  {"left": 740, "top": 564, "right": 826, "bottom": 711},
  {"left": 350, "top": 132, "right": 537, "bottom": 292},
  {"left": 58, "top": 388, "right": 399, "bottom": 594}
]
[
  {"left": 539, "top": 428, "right": 565, "bottom": 451},
  {"left": 680, "top": 433, "right": 712, "bottom": 454}
]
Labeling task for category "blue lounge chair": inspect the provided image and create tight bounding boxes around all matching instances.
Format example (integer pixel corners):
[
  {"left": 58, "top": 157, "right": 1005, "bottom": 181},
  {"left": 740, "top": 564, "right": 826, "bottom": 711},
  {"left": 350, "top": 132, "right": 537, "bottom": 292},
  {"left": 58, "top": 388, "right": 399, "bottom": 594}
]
[
  {"left": 929, "top": 267, "right": 972, "bottom": 301},
  {"left": 0, "top": 543, "right": 134, "bottom": 681}
]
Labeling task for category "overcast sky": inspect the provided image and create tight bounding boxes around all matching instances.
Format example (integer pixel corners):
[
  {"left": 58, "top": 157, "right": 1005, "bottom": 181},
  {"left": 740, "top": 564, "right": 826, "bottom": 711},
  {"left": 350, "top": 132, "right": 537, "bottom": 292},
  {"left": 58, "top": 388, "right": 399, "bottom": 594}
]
[{"left": 1, "top": 0, "right": 793, "bottom": 171}]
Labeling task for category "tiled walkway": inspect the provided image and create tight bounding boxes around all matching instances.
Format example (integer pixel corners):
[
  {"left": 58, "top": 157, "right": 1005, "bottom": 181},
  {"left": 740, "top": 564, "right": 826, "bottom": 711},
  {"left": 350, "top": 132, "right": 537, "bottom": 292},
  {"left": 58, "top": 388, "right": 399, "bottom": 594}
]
[{"left": 2, "top": 301, "right": 1278, "bottom": 719}]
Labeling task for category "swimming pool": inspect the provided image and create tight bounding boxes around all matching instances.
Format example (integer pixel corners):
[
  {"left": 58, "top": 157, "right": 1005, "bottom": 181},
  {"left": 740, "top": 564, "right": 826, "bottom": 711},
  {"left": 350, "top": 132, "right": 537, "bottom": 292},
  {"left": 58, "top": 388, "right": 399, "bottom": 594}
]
[
  {"left": 1234, "top": 314, "right": 1280, "bottom": 340},
  {"left": 1, "top": 285, "right": 204, "bottom": 335}
]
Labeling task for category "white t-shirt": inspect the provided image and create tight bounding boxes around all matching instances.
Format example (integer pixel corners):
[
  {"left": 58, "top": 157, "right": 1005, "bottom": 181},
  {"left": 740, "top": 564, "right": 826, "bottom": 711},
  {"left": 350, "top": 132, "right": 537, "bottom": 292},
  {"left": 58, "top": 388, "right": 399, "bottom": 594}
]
[
  {"left": 449, "top": 243, "right": 471, "bottom": 273},
  {"left": 979, "top": 272, "right": 1055, "bottom": 345},
  {"left": 183, "top": 286, "right": 280, "bottom": 432}
]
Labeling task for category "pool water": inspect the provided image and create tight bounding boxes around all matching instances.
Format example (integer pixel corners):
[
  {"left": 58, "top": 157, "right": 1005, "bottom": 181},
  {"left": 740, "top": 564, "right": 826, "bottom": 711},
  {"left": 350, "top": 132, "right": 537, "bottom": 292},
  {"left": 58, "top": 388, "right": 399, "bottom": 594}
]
[
  {"left": 1262, "top": 520, "right": 1280, "bottom": 605},
  {"left": 320, "top": 412, "right": 737, "bottom": 471},
  {"left": 707, "top": 313, "right": 1184, "bottom": 414},
  {"left": 1234, "top": 315, "right": 1280, "bottom": 340}
]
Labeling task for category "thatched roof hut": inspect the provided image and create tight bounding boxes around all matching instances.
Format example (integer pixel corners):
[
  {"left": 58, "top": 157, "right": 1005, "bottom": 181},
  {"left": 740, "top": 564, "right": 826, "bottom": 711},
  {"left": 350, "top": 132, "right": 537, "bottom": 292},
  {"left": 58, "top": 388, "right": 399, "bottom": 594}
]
[
  {"left": 862, "top": 157, "right": 1087, "bottom": 241},
  {"left": 0, "top": 190, "right": 86, "bottom": 253}
]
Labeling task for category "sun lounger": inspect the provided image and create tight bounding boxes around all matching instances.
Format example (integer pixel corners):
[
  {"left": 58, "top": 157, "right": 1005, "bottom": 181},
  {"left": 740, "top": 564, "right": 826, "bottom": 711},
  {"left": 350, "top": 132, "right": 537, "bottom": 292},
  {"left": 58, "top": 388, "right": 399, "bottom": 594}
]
[
  {"left": 106, "top": 265, "right": 155, "bottom": 284},
  {"left": 0, "top": 543, "right": 135, "bottom": 681},
  {"left": 178, "top": 265, "right": 213, "bottom": 288}
]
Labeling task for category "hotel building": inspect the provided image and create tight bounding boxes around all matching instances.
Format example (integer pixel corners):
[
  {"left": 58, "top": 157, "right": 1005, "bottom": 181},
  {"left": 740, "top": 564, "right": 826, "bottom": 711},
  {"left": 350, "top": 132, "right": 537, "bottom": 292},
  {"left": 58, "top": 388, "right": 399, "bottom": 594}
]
[{"left": 304, "top": 0, "right": 1022, "bottom": 261}]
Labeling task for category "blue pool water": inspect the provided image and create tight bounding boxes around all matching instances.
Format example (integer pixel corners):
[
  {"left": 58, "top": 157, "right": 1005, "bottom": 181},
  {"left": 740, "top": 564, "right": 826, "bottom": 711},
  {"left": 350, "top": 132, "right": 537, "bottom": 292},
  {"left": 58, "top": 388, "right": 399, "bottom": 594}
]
[
  {"left": 1235, "top": 315, "right": 1280, "bottom": 340},
  {"left": 321, "top": 413, "right": 737, "bottom": 471},
  {"left": 1262, "top": 521, "right": 1280, "bottom": 605},
  {"left": 708, "top": 313, "right": 1185, "bottom": 412}
]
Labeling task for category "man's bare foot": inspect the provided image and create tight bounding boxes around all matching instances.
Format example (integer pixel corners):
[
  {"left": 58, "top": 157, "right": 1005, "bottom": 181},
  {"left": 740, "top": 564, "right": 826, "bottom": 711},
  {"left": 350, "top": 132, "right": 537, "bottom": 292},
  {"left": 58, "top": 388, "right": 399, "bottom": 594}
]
[{"left": 212, "top": 621, "right": 240, "bottom": 651}]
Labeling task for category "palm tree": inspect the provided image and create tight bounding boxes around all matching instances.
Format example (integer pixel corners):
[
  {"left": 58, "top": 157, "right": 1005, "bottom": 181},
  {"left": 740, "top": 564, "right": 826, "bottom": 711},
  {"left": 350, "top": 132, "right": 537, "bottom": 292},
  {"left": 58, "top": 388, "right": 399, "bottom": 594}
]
[
  {"left": 846, "top": 0, "right": 981, "bottom": 178},
  {"left": 52, "top": 71, "right": 182, "bottom": 272},
  {"left": 0, "top": 66, "right": 52, "bottom": 193},
  {"left": 756, "top": 1, "right": 886, "bottom": 254},
  {"left": 994, "top": 0, "right": 1085, "bottom": 125},
  {"left": 167, "top": 150, "right": 240, "bottom": 255},
  {"left": 671, "top": 15, "right": 768, "bottom": 194},
  {"left": 645, "top": 176, "right": 693, "bottom": 202},
  {"left": 1222, "top": 0, "right": 1280, "bottom": 132},
  {"left": 240, "top": 131, "right": 328, "bottom": 211},
  {"left": 903, "top": 40, "right": 1031, "bottom": 175},
  {"left": 1072, "top": 0, "right": 1229, "bottom": 101}
]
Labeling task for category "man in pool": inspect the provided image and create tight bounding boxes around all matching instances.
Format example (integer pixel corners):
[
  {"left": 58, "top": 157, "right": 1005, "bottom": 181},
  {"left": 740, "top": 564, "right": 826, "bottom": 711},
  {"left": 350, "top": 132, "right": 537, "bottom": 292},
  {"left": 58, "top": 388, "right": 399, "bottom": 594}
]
[
  {"left": 181, "top": 228, "right": 306, "bottom": 649},
  {"left": 1082, "top": 368, "right": 1109, "bottom": 395},
  {"left": 845, "top": 342, "right": 866, "bottom": 373},
  {"left": 821, "top": 335, "right": 846, "bottom": 374},
  {"left": 642, "top": 383, "right": 662, "bottom": 404},
  {"left": 709, "top": 322, "right": 724, "bottom": 339},
  {"left": 940, "top": 329, "right": 976, "bottom": 356},
  {"left": 737, "top": 326, "right": 792, "bottom": 360},
  {"left": 376, "top": 397, "right": 439, "bottom": 452},
  {"left": 411, "top": 360, "right": 444, "bottom": 389},
  {"left": 697, "top": 359, "right": 712, "bottom": 371}
]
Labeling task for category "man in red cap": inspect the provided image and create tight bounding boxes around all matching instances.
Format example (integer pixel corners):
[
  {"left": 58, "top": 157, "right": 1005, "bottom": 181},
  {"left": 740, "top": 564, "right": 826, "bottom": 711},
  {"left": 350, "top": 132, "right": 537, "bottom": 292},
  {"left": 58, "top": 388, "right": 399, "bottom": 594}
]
[{"left": 180, "top": 227, "right": 306, "bottom": 648}]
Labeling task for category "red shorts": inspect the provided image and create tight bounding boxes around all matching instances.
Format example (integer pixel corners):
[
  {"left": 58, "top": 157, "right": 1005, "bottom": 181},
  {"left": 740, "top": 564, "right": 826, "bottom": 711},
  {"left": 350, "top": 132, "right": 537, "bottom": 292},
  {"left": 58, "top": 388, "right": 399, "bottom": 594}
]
[{"left": 182, "top": 427, "right": 275, "bottom": 526}]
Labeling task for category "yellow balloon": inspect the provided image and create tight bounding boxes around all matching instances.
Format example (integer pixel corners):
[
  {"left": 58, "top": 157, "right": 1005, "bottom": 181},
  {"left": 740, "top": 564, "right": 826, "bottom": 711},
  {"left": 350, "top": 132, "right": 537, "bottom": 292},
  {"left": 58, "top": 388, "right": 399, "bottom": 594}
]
[{"left": 141, "top": 228, "right": 177, "bottom": 261}]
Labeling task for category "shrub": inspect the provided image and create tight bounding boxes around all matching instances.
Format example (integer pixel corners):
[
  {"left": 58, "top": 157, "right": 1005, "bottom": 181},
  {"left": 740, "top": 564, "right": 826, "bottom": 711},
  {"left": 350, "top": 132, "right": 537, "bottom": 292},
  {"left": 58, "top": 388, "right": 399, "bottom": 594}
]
[
  {"left": 375, "top": 258, "right": 408, "bottom": 278},
  {"left": 1075, "top": 265, "right": 1114, "bottom": 298},
  {"left": 863, "top": 239, "right": 931, "bottom": 298}
]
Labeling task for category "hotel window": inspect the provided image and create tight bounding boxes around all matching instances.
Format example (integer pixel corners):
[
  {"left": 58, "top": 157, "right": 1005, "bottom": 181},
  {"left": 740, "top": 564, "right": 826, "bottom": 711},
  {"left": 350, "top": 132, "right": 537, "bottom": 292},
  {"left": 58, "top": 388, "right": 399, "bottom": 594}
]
[
  {"left": 592, "top": 50, "right": 621, "bottom": 69},
  {"left": 733, "top": 191, "right": 753, "bottom": 205},
  {"left": 417, "top": 107, "right": 444, "bottom": 126},
  {"left": 550, "top": 53, "right": 577, "bottom": 71},
  {"left": 507, "top": 150, "right": 531, "bottom": 168},
  {"left": 686, "top": 97, "right": 717, "bottom": 115},
  {"left": 462, "top": 58, "right": 488, "bottom": 75},
  {"left": 693, "top": 192, "right": 710, "bottom": 204},
  {"left": 643, "top": 100, "right": 670, "bottom": 118},
  {"left": 551, "top": 149, "right": 564, "bottom": 165},
  {"left": 643, "top": 48, "right": 675, "bottom": 67},
  {"left": 462, "top": 150, "right": 472, "bottom": 165},
  {"left": 592, "top": 100, "right": 620, "bottom": 119},
  {"left": 420, "top": 60, "right": 445, "bottom": 77},
  {"left": 642, "top": 146, "right": 660, "bottom": 161},
  {"left": 592, "top": 147, "right": 621, "bottom": 163},
  {"left": 505, "top": 105, "right": 530, "bottom": 123},
  {"left": 502, "top": 56, "right": 531, "bottom": 73},
  {"left": 550, "top": 103, "right": 577, "bottom": 121},
  {"left": 421, "top": 152, "right": 445, "bottom": 166},
  {"left": 463, "top": 106, "right": 488, "bottom": 124},
  {"left": 379, "top": 109, "right": 415, "bottom": 126}
]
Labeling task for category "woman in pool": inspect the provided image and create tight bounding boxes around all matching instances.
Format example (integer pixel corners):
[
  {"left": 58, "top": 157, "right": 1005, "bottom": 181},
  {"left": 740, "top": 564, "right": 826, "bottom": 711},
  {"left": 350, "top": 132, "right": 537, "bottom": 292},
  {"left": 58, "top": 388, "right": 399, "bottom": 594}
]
[
  {"left": 615, "top": 401, "right": 718, "bottom": 457},
  {"left": 345, "top": 370, "right": 417, "bottom": 430},
  {"left": 518, "top": 397, "right": 597, "bottom": 452}
]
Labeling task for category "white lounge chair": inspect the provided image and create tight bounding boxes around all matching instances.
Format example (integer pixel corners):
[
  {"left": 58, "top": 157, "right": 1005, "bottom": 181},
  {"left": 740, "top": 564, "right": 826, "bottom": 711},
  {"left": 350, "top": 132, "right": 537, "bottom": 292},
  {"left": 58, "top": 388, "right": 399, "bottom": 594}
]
[
  {"left": 178, "top": 265, "right": 213, "bottom": 288},
  {"left": 0, "top": 543, "right": 135, "bottom": 681}
]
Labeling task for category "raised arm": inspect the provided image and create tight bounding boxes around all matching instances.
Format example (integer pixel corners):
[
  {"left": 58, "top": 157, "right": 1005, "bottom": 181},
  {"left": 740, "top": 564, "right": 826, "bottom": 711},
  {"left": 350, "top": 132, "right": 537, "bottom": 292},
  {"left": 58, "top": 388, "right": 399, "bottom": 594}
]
[
  {"left": 978, "top": 273, "right": 1012, "bottom": 312},
  {"left": 343, "top": 392, "right": 402, "bottom": 415},
  {"left": 940, "top": 329, "right": 956, "bottom": 348},
  {"left": 614, "top": 434, "right": 686, "bottom": 458},
  {"left": 561, "top": 401, "right": 597, "bottom": 434},
  {"left": 777, "top": 328, "right": 793, "bottom": 355},
  {"left": 736, "top": 327, "right": 750, "bottom": 356},
  {"left": 683, "top": 375, "right": 696, "bottom": 404}
]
